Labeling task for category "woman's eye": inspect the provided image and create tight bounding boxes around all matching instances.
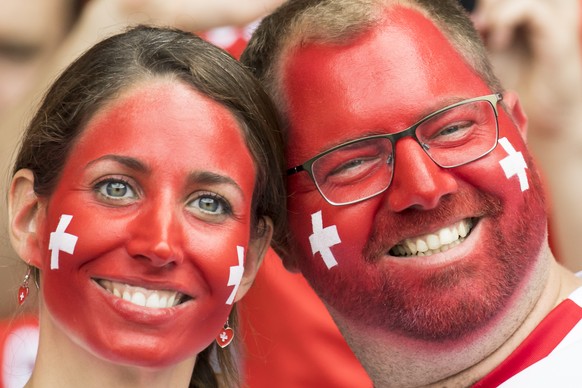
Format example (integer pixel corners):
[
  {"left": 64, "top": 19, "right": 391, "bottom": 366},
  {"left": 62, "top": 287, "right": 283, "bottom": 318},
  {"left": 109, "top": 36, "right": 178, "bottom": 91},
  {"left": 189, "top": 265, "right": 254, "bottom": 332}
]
[
  {"left": 191, "top": 194, "right": 231, "bottom": 215},
  {"left": 96, "top": 180, "right": 136, "bottom": 200}
]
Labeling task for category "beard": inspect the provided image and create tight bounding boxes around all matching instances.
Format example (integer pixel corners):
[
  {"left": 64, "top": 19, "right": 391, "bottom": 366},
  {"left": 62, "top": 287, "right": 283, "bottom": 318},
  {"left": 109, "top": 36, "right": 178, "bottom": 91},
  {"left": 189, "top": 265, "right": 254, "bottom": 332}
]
[{"left": 298, "top": 160, "right": 548, "bottom": 342}]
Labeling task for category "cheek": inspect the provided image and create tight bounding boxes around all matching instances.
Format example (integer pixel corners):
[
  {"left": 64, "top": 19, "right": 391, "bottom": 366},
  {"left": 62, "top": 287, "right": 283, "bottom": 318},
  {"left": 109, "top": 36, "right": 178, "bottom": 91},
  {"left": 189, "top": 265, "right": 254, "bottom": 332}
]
[
  {"left": 190, "top": 232, "right": 250, "bottom": 302},
  {"left": 455, "top": 127, "right": 542, "bottom": 219},
  {"left": 288, "top": 193, "right": 378, "bottom": 271}
]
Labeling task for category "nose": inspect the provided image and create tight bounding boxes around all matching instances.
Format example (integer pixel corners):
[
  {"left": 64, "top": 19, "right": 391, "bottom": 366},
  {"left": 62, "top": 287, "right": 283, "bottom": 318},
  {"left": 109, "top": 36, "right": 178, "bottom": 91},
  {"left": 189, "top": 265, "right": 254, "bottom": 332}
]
[
  {"left": 126, "top": 197, "right": 184, "bottom": 267},
  {"left": 384, "top": 138, "right": 458, "bottom": 212}
]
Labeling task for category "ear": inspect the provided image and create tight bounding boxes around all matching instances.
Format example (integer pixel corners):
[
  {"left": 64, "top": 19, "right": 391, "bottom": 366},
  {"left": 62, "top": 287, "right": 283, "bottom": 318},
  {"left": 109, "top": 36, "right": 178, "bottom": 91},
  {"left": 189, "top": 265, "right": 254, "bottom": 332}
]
[
  {"left": 233, "top": 217, "right": 273, "bottom": 303},
  {"left": 9, "top": 169, "right": 46, "bottom": 269},
  {"left": 501, "top": 91, "right": 528, "bottom": 142}
]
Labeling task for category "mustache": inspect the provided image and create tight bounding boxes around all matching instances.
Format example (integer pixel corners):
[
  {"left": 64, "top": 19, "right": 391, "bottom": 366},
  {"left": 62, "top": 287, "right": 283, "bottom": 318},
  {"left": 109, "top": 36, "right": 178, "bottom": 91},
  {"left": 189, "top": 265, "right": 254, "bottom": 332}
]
[{"left": 362, "top": 189, "right": 503, "bottom": 262}]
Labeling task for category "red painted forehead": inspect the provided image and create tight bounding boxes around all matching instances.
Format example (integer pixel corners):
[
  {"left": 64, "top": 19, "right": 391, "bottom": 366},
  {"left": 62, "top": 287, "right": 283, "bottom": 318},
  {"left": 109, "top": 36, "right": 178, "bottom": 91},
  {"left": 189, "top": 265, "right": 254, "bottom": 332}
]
[
  {"left": 71, "top": 79, "right": 255, "bottom": 189},
  {"left": 282, "top": 5, "right": 492, "bottom": 167}
]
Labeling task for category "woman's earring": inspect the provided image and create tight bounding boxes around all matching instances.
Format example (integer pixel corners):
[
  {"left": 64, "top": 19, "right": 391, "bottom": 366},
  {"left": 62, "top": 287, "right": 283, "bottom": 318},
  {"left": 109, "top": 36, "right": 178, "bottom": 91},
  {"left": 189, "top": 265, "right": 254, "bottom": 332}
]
[
  {"left": 216, "top": 318, "right": 234, "bottom": 348},
  {"left": 18, "top": 266, "right": 31, "bottom": 305}
]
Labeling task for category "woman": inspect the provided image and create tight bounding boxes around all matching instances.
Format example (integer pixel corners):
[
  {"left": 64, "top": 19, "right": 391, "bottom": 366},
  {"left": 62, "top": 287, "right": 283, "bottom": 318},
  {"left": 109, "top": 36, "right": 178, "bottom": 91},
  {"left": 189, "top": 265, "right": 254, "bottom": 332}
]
[{"left": 8, "top": 25, "right": 284, "bottom": 387}]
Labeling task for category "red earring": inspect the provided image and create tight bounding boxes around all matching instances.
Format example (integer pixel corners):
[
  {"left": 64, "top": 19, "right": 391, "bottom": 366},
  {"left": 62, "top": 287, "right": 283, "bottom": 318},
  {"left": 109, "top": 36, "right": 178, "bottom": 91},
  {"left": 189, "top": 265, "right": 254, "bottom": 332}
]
[
  {"left": 18, "top": 266, "right": 31, "bottom": 305},
  {"left": 216, "top": 318, "right": 234, "bottom": 348}
]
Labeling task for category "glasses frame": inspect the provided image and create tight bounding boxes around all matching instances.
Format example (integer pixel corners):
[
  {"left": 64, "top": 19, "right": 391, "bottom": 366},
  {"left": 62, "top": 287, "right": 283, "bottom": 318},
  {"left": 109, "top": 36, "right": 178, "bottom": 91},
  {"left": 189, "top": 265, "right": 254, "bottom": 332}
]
[{"left": 287, "top": 93, "right": 503, "bottom": 206}]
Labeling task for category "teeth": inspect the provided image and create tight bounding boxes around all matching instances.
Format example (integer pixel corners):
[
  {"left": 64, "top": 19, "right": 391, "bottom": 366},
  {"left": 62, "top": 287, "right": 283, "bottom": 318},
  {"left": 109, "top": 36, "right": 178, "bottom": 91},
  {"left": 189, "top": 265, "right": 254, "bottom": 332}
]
[
  {"left": 98, "top": 280, "right": 183, "bottom": 309},
  {"left": 416, "top": 239, "right": 428, "bottom": 253},
  {"left": 390, "top": 219, "right": 474, "bottom": 257}
]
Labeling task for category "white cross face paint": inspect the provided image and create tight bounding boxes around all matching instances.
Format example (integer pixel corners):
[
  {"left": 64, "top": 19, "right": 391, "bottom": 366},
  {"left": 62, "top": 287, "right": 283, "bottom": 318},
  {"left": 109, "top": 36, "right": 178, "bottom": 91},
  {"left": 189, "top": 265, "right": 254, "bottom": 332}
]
[
  {"left": 226, "top": 245, "right": 245, "bottom": 305},
  {"left": 498, "top": 137, "right": 529, "bottom": 192},
  {"left": 309, "top": 210, "right": 341, "bottom": 269},
  {"left": 48, "top": 214, "right": 78, "bottom": 270}
]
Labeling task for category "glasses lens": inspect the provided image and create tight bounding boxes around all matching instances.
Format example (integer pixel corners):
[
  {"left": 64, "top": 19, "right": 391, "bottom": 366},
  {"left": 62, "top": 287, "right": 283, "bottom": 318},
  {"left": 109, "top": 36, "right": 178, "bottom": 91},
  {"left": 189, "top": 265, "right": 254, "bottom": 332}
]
[
  {"left": 311, "top": 137, "right": 393, "bottom": 204},
  {"left": 416, "top": 99, "right": 498, "bottom": 167}
]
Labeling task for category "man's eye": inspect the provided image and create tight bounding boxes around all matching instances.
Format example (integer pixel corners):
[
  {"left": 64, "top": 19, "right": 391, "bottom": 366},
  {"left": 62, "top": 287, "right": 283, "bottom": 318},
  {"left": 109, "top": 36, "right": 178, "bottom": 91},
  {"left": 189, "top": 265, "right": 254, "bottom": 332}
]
[
  {"left": 435, "top": 122, "right": 474, "bottom": 138},
  {"left": 96, "top": 180, "right": 136, "bottom": 200},
  {"left": 329, "top": 158, "right": 368, "bottom": 176},
  {"left": 438, "top": 125, "right": 461, "bottom": 136}
]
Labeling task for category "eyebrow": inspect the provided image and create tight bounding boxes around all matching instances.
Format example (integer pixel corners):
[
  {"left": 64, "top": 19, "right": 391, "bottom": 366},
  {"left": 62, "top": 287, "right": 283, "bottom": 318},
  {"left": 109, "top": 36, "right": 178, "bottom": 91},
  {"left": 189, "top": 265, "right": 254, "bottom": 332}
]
[
  {"left": 324, "top": 96, "right": 471, "bottom": 148},
  {"left": 187, "top": 171, "right": 245, "bottom": 199},
  {"left": 87, "top": 155, "right": 245, "bottom": 198},
  {"left": 87, "top": 155, "right": 149, "bottom": 173}
]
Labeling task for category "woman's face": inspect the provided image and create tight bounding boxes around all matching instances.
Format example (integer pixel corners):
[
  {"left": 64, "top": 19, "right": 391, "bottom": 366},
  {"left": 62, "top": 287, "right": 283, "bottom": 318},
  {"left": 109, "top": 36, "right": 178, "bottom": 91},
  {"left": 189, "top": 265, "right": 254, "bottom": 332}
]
[{"left": 35, "top": 79, "right": 259, "bottom": 366}]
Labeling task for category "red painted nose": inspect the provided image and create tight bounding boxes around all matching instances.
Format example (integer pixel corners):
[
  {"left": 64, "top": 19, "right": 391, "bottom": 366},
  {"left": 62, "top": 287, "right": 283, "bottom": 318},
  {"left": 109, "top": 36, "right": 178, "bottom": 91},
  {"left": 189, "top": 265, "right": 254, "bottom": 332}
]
[{"left": 384, "top": 138, "right": 458, "bottom": 212}]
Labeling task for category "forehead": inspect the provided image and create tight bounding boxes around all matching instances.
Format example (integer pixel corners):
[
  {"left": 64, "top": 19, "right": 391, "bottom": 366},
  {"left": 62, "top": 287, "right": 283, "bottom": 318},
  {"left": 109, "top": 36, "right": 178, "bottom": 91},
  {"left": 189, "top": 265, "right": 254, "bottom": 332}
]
[
  {"left": 68, "top": 79, "right": 255, "bottom": 179},
  {"left": 281, "top": 5, "right": 492, "bottom": 165}
]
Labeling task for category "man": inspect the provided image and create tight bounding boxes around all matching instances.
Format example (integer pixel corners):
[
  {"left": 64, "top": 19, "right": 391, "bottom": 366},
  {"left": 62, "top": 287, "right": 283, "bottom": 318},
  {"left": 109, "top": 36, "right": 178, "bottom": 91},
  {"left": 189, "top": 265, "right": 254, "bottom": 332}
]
[{"left": 241, "top": 0, "right": 582, "bottom": 386}]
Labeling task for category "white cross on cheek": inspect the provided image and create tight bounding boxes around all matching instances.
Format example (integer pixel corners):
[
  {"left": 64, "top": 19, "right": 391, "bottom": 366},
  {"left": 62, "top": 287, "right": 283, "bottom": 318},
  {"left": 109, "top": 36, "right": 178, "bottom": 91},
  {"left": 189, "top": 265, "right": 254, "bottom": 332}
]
[
  {"left": 498, "top": 137, "right": 529, "bottom": 192},
  {"left": 48, "top": 214, "right": 78, "bottom": 270},
  {"left": 309, "top": 210, "right": 341, "bottom": 269},
  {"left": 225, "top": 246, "right": 245, "bottom": 305}
]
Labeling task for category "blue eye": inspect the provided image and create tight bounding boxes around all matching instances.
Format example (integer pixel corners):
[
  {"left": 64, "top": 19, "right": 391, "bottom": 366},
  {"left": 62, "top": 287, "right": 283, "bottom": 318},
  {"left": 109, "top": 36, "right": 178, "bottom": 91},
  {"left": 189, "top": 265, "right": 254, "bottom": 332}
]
[
  {"left": 190, "top": 193, "right": 232, "bottom": 217},
  {"left": 96, "top": 179, "right": 136, "bottom": 200},
  {"left": 193, "top": 195, "right": 227, "bottom": 214}
]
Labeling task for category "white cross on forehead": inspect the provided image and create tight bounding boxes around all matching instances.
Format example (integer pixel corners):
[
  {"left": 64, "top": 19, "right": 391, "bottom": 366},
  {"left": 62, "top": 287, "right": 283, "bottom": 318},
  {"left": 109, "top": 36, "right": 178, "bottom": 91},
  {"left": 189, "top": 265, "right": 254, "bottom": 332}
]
[
  {"left": 48, "top": 214, "right": 78, "bottom": 270},
  {"left": 498, "top": 137, "right": 529, "bottom": 192},
  {"left": 309, "top": 210, "right": 341, "bottom": 269}
]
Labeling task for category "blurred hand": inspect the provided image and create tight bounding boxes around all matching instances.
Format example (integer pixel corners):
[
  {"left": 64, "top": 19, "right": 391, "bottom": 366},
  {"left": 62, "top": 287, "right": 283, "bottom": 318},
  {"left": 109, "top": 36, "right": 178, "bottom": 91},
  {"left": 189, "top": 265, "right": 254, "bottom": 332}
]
[{"left": 473, "top": 0, "right": 582, "bottom": 137}]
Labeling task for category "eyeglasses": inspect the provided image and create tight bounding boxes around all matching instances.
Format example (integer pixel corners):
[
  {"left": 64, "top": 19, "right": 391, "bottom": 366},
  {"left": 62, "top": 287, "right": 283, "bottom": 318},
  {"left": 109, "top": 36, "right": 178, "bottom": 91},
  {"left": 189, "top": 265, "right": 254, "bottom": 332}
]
[{"left": 287, "top": 93, "right": 503, "bottom": 206}]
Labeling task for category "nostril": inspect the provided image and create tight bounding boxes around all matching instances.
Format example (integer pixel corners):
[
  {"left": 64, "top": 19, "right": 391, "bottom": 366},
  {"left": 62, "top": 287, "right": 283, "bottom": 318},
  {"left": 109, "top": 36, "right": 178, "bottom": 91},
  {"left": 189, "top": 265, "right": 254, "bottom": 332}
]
[{"left": 127, "top": 238, "right": 182, "bottom": 268}]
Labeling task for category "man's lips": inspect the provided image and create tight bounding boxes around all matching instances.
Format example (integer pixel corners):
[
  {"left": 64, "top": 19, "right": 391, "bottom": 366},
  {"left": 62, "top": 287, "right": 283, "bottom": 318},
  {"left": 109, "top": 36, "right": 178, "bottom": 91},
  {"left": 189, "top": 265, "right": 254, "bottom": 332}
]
[
  {"left": 95, "top": 279, "right": 191, "bottom": 309},
  {"left": 389, "top": 218, "right": 475, "bottom": 257}
]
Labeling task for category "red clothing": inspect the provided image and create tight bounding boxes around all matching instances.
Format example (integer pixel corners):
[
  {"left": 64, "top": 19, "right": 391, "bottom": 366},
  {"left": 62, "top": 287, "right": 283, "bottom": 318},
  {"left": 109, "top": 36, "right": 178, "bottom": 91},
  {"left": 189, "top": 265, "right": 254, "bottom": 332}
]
[{"left": 238, "top": 249, "right": 372, "bottom": 387}]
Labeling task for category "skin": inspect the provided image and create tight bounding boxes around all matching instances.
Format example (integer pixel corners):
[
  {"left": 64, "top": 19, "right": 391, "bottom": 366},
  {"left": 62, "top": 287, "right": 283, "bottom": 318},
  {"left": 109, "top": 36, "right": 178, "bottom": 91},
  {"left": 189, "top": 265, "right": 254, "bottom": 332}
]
[
  {"left": 281, "top": 6, "right": 582, "bottom": 386},
  {"left": 9, "top": 78, "right": 268, "bottom": 386},
  {"left": 0, "top": 0, "right": 286, "bottom": 320}
]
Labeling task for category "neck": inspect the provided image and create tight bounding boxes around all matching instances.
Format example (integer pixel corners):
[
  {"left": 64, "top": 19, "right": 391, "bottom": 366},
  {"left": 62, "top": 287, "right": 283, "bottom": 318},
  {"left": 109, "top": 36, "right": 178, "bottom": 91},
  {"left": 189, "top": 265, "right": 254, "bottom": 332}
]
[
  {"left": 26, "top": 303, "right": 196, "bottom": 388},
  {"left": 329, "top": 243, "right": 582, "bottom": 387}
]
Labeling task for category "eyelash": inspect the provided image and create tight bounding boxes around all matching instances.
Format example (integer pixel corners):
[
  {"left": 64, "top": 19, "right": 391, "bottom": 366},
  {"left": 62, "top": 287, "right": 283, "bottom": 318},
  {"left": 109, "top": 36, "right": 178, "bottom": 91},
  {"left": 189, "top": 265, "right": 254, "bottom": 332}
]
[
  {"left": 93, "top": 177, "right": 136, "bottom": 202},
  {"left": 189, "top": 191, "right": 233, "bottom": 216},
  {"left": 92, "top": 178, "right": 237, "bottom": 220}
]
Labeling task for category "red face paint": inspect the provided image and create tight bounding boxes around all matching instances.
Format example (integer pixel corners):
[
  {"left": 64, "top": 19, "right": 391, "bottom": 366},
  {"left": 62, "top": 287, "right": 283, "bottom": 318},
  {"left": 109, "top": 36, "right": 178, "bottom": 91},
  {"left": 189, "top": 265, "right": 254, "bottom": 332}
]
[
  {"left": 37, "top": 80, "right": 256, "bottom": 366},
  {"left": 283, "top": 7, "right": 546, "bottom": 341}
]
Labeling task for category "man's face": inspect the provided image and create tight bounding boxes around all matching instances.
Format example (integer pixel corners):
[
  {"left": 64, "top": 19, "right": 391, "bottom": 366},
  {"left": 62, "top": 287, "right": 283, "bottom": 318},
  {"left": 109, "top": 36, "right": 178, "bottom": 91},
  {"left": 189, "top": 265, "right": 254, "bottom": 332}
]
[
  {"left": 0, "top": 0, "right": 74, "bottom": 116},
  {"left": 282, "top": 7, "right": 547, "bottom": 341},
  {"left": 36, "top": 80, "right": 257, "bottom": 366}
]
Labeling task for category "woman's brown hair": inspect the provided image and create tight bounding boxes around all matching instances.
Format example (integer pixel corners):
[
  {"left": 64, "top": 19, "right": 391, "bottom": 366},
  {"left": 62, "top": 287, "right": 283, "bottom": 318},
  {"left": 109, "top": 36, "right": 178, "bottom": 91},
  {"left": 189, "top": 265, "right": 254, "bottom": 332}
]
[{"left": 13, "top": 25, "right": 286, "bottom": 388}]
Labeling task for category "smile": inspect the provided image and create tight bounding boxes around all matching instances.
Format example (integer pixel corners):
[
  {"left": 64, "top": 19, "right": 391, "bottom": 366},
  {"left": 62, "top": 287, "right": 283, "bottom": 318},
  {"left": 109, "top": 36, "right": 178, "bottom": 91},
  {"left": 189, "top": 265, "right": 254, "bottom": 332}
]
[
  {"left": 96, "top": 279, "right": 187, "bottom": 309},
  {"left": 389, "top": 218, "right": 475, "bottom": 257}
]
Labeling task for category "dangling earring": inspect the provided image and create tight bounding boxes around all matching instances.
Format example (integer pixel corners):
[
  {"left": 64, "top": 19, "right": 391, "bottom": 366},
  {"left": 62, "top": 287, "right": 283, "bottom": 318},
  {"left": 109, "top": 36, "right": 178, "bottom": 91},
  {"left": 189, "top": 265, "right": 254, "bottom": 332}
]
[
  {"left": 216, "top": 318, "right": 234, "bottom": 348},
  {"left": 18, "top": 266, "right": 31, "bottom": 305}
]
